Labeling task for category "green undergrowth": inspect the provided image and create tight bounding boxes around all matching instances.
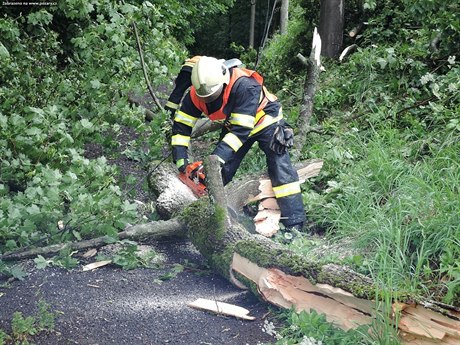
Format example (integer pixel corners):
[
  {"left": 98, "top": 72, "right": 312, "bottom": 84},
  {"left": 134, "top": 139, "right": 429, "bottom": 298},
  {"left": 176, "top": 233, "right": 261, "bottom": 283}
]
[
  {"left": 0, "top": 299, "right": 57, "bottom": 345},
  {"left": 260, "top": 1, "right": 460, "bottom": 308},
  {"left": 252, "top": 1, "right": 459, "bottom": 343},
  {"left": 263, "top": 308, "right": 381, "bottom": 345},
  {"left": 0, "top": 1, "right": 187, "bottom": 255}
]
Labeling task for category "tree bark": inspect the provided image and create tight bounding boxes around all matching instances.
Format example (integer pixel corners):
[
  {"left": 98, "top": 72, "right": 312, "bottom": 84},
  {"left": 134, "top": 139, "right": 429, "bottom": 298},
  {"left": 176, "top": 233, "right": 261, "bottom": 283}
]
[
  {"left": 280, "top": 0, "right": 289, "bottom": 35},
  {"left": 293, "top": 28, "right": 322, "bottom": 156},
  {"left": 318, "top": 0, "right": 344, "bottom": 58},
  {"left": 249, "top": 0, "right": 256, "bottom": 47}
]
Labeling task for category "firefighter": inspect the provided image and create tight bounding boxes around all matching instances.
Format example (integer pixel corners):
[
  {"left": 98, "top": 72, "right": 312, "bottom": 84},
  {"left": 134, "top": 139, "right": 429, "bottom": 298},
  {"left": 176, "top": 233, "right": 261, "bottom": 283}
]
[{"left": 171, "top": 56, "right": 306, "bottom": 233}]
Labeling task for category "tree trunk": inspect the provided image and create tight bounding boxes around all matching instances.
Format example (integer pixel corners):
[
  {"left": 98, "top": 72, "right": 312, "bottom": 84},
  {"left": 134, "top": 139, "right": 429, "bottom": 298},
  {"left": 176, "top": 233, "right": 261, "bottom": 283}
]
[
  {"left": 178, "top": 157, "right": 460, "bottom": 344},
  {"left": 249, "top": 0, "right": 256, "bottom": 47},
  {"left": 280, "top": 0, "right": 289, "bottom": 35},
  {"left": 318, "top": 0, "right": 344, "bottom": 58}
]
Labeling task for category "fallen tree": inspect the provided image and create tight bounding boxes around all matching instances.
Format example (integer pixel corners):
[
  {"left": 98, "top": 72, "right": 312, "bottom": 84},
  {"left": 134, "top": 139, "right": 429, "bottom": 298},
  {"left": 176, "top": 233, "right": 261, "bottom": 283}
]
[
  {"left": 148, "top": 156, "right": 460, "bottom": 345},
  {"left": 2, "top": 156, "right": 459, "bottom": 344}
]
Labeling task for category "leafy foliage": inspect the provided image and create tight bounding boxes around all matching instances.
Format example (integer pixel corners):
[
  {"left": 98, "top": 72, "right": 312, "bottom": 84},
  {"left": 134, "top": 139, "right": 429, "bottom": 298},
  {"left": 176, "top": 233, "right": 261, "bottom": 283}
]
[
  {"left": 265, "top": 309, "right": 374, "bottom": 345},
  {"left": 110, "top": 240, "right": 159, "bottom": 270},
  {"left": 0, "top": 1, "right": 187, "bottom": 254}
]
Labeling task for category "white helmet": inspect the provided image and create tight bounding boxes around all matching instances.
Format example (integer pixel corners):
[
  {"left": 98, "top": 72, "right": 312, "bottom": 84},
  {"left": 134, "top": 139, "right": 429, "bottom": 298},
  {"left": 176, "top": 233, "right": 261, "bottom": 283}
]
[{"left": 191, "top": 56, "right": 230, "bottom": 103}]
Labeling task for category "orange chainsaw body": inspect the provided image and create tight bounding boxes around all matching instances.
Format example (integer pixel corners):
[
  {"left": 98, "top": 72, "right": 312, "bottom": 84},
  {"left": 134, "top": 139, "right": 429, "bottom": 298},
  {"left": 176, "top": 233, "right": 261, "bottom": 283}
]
[{"left": 178, "top": 161, "right": 207, "bottom": 197}]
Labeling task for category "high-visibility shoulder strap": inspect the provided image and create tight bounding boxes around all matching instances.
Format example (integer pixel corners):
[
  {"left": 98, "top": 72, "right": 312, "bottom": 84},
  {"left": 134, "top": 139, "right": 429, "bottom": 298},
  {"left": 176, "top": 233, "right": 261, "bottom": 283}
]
[
  {"left": 189, "top": 67, "right": 278, "bottom": 120},
  {"left": 182, "top": 55, "right": 201, "bottom": 69}
]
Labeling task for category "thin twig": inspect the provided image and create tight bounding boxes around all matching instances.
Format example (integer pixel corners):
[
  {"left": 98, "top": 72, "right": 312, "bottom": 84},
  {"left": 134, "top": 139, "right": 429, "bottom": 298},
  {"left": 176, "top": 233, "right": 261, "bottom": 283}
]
[
  {"left": 132, "top": 22, "right": 163, "bottom": 111},
  {"left": 396, "top": 96, "right": 435, "bottom": 116}
]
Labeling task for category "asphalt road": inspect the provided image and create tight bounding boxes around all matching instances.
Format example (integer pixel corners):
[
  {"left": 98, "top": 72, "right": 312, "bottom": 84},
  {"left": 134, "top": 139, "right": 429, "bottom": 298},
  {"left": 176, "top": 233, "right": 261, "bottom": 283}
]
[{"left": 0, "top": 239, "right": 276, "bottom": 345}]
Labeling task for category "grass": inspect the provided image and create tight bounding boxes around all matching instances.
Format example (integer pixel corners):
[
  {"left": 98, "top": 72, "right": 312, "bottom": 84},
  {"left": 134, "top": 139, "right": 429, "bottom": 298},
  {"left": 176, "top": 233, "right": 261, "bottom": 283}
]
[
  {"left": 274, "top": 126, "right": 459, "bottom": 344},
  {"left": 303, "top": 126, "right": 459, "bottom": 301}
]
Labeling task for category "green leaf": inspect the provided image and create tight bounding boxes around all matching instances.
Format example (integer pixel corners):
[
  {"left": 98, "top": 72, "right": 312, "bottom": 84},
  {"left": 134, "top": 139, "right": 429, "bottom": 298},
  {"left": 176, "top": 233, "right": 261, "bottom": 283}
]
[
  {"left": 122, "top": 200, "right": 137, "bottom": 212},
  {"left": 27, "top": 107, "right": 45, "bottom": 116},
  {"left": 26, "top": 127, "right": 42, "bottom": 136},
  {"left": 90, "top": 79, "right": 101, "bottom": 89},
  {"left": 72, "top": 230, "right": 82, "bottom": 241},
  {"left": 10, "top": 265, "right": 27, "bottom": 280},
  {"left": 80, "top": 118, "right": 93, "bottom": 129},
  {"left": 34, "top": 255, "right": 51, "bottom": 269},
  {"left": 0, "top": 42, "right": 10, "bottom": 59}
]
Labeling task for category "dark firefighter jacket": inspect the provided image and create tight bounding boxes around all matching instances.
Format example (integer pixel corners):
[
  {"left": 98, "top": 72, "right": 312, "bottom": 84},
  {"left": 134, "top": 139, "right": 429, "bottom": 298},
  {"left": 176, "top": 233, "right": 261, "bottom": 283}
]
[{"left": 171, "top": 67, "right": 282, "bottom": 165}]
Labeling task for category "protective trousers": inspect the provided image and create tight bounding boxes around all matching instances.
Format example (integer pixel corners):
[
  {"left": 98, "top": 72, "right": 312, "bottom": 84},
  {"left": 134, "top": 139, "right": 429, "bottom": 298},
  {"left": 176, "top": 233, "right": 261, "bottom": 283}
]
[{"left": 220, "top": 123, "right": 306, "bottom": 227}]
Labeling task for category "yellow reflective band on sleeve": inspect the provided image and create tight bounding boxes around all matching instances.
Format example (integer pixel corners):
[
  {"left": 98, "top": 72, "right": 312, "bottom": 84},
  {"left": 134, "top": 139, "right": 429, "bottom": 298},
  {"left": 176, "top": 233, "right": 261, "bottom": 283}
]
[
  {"left": 165, "top": 101, "right": 179, "bottom": 109},
  {"left": 183, "top": 61, "right": 195, "bottom": 68},
  {"left": 222, "top": 133, "right": 243, "bottom": 152},
  {"left": 272, "top": 181, "right": 301, "bottom": 198},
  {"left": 171, "top": 134, "right": 191, "bottom": 147},
  {"left": 250, "top": 113, "right": 283, "bottom": 136},
  {"left": 229, "top": 113, "right": 255, "bottom": 128},
  {"left": 174, "top": 110, "right": 198, "bottom": 127},
  {"left": 255, "top": 109, "right": 265, "bottom": 123},
  {"left": 217, "top": 156, "right": 225, "bottom": 164},
  {"left": 182, "top": 56, "right": 201, "bottom": 68}
]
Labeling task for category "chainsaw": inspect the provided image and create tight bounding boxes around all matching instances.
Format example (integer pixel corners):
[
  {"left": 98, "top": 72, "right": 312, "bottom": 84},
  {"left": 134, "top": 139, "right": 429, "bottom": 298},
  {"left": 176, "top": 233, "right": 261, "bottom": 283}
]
[
  {"left": 178, "top": 161, "right": 207, "bottom": 197},
  {"left": 178, "top": 161, "right": 256, "bottom": 232}
]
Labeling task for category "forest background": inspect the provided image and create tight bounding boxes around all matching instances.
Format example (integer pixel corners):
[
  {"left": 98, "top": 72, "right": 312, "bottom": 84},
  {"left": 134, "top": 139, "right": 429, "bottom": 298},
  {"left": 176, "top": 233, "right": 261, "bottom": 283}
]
[{"left": 0, "top": 1, "right": 459, "bottom": 344}]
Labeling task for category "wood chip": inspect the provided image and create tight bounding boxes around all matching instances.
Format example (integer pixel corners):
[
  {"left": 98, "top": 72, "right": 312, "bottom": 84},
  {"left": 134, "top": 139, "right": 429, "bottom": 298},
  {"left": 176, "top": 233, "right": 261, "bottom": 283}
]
[
  {"left": 188, "top": 298, "right": 256, "bottom": 320},
  {"left": 82, "top": 248, "right": 97, "bottom": 258},
  {"left": 87, "top": 284, "right": 100, "bottom": 288},
  {"left": 82, "top": 260, "right": 112, "bottom": 271}
]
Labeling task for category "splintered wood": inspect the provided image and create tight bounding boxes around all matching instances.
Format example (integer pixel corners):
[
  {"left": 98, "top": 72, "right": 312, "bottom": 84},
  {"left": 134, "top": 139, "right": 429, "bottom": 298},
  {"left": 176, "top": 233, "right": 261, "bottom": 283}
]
[
  {"left": 250, "top": 160, "right": 324, "bottom": 237},
  {"left": 82, "top": 260, "right": 112, "bottom": 271},
  {"left": 398, "top": 304, "right": 460, "bottom": 345},
  {"left": 231, "top": 253, "right": 373, "bottom": 330},
  {"left": 231, "top": 253, "right": 460, "bottom": 345},
  {"left": 188, "top": 298, "right": 256, "bottom": 320},
  {"left": 254, "top": 198, "right": 280, "bottom": 237}
]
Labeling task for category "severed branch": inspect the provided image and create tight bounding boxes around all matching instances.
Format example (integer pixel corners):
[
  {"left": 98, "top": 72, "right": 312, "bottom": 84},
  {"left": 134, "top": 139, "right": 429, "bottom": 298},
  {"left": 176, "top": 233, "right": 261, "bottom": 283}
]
[
  {"left": 132, "top": 22, "right": 163, "bottom": 111},
  {"left": 339, "top": 44, "right": 358, "bottom": 62},
  {"left": 294, "top": 27, "right": 322, "bottom": 156},
  {"left": 0, "top": 219, "right": 186, "bottom": 261},
  {"left": 348, "top": 23, "right": 364, "bottom": 38},
  {"left": 204, "top": 155, "right": 232, "bottom": 229}
]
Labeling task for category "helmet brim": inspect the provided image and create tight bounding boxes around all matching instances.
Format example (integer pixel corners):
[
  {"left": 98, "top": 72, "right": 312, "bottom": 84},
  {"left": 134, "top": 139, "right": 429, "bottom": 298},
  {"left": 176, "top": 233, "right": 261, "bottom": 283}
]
[{"left": 196, "top": 83, "right": 224, "bottom": 103}]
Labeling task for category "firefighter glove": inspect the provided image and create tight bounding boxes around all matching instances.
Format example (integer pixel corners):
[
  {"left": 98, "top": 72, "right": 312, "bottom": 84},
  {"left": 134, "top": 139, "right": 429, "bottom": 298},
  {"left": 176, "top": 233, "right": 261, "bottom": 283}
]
[{"left": 269, "top": 123, "right": 294, "bottom": 154}]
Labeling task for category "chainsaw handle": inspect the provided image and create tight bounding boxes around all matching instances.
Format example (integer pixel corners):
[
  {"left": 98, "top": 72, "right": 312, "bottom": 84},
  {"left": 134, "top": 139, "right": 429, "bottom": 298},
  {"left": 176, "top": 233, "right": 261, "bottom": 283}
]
[{"left": 190, "top": 164, "right": 203, "bottom": 178}]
